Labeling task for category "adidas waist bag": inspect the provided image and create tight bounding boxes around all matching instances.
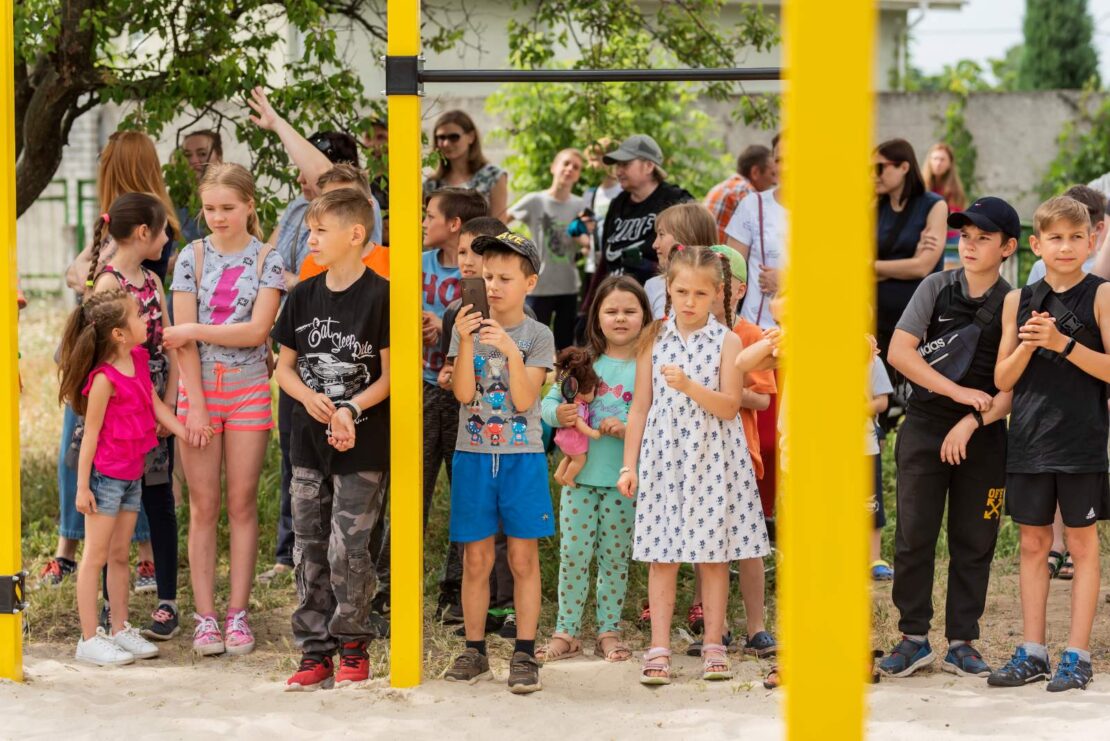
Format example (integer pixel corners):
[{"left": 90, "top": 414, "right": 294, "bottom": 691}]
[{"left": 906, "top": 324, "right": 981, "bottom": 401}]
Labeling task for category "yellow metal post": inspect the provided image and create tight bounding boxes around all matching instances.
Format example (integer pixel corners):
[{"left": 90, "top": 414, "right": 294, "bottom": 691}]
[
  {"left": 0, "top": 0, "right": 23, "bottom": 682},
  {"left": 387, "top": 0, "right": 424, "bottom": 688},
  {"left": 781, "top": 1, "right": 874, "bottom": 738}
]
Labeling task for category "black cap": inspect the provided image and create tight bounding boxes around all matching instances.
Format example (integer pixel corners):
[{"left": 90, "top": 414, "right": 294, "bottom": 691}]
[
  {"left": 471, "top": 231, "right": 542, "bottom": 274},
  {"left": 948, "top": 196, "right": 1021, "bottom": 241}
]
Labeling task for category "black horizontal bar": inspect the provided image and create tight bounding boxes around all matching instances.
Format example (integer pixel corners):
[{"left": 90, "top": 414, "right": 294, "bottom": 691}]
[{"left": 418, "top": 67, "right": 781, "bottom": 84}]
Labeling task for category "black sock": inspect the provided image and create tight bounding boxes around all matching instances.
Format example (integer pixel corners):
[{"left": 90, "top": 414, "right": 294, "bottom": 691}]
[
  {"left": 466, "top": 640, "right": 487, "bottom": 656},
  {"left": 515, "top": 639, "right": 536, "bottom": 657}
]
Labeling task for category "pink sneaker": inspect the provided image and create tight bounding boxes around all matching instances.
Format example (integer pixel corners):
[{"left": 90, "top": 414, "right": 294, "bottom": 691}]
[
  {"left": 224, "top": 609, "right": 255, "bottom": 656},
  {"left": 192, "top": 613, "right": 225, "bottom": 656}
]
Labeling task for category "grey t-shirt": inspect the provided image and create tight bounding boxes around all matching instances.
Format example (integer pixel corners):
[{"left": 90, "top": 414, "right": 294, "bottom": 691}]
[
  {"left": 170, "top": 236, "right": 286, "bottom": 365},
  {"left": 448, "top": 316, "right": 556, "bottom": 454},
  {"left": 508, "top": 191, "right": 585, "bottom": 297},
  {"left": 895, "top": 269, "right": 967, "bottom": 339}
]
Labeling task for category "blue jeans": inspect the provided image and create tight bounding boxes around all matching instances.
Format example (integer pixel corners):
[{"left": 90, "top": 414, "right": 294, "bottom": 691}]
[{"left": 57, "top": 405, "right": 150, "bottom": 542}]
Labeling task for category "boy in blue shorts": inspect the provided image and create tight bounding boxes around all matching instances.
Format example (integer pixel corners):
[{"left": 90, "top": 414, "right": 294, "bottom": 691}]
[
  {"left": 992, "top": 195, "right": 1110, "bottom": 692},
  {"left": 443, "top": 231, "right": 556, "bottom": 694}
]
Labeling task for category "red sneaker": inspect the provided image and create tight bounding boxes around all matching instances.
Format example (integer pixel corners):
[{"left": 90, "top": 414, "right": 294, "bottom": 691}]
[
  {"left": 285, "top": 654, "right": 334, "bottom": 692},
  {"left": 687, "top": 602, "right": 705, "bottom": 635},
  {"left": 335, "top": 642, "right": 371, "bottom": 687}
]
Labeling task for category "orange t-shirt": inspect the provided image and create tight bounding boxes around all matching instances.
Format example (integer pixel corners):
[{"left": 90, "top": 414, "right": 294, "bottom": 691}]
[
  {"left": 733, "top": 317, "right": 777, "bottom": 479},
  {"left": 298, "top": 244, "right": 390, "bottom": 281}
]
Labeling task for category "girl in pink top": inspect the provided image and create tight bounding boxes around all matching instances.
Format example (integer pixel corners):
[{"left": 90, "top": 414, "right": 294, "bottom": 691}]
[{"left": 58, "top": 289, "right": 200, "bottom": 667}]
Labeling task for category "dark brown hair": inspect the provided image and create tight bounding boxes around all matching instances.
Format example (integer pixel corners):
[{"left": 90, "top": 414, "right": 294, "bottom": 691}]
[
  {"left": 87, "top": 192, "right": 168, "bottom": 288},
  {"left": 306, "top": 188, "right": 376, "bottom": 243},
  {"left": 57, "top": 289, "right": 134, "bottom": 415},
  {"left": 639, "top": 245, "right": 732, "bottom": 352},
  {"left": 431, "top": 110, "right": 488, "bottom": 180},
  {"left": 1062, "top": 184, "right": 1107, "bottom": 227},
  {"left": 461, "top": 217, "right": 507, "bottom": 239},
  {"left": 183, "top": 129, "right": 223, "bottom": 159},
  {"left": 737, "top": 145, "right": 772, "bottom": 180},
  {"left": 583, "top": 275, "right": 651, "bottom": 360},
  {"left": 877, "top": 138, "right": 926, "bottom": 208},
  {"left": 555, "top": 346, "right": 600, "bottom": 397},
  {"left": 428, "top": 187, "right": 489, "bottom": 225}
]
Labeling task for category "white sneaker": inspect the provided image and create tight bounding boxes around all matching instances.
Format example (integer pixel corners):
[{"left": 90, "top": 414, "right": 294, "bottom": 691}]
[
  {"left": 112, "top": 622, "right": 159, "bottom": 659},
  {"left": 76, "top": 627, "right": 135, "bottom": 666}
]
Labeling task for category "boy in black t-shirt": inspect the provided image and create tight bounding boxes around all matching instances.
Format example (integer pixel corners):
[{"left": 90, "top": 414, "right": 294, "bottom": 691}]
[
  {"left": 880, "top": 197, "right": 1019, "bottom": 680},
  {"left": 991, "top": 196, "right": 1110, "bottom": 692},
  {"left": 273, "top": 189, "right": 391, "bottom": 691}
]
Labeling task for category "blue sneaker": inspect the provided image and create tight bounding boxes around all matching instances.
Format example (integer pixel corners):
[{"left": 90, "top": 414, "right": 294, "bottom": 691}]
[
  {"left": 942, "top": 643, "right": 991, "bottom": 677},
  {"left": 987, "top": 646, "right": 1050, "bottom": 687},
  {"left": 877, "top": 637, "right": 934, "bottom": 677},
  {"left": 871, "top": 560, "right": 893, "bottom": 581},
  {"left": 1046, "top": 651, "right": 1093, "bottom": 692}
]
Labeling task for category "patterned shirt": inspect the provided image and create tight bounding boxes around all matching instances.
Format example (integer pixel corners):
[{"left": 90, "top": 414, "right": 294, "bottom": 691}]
[
  {"left": 704, "top": 174, "right": 755, "bottom": 244},
  {"left": 423, "top": 163, "right": 506, "bottom": 202}
]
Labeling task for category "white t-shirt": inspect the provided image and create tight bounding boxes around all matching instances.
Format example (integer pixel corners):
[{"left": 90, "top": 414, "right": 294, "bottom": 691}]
[
  {"left": 724, "top": 188, "right": 787, "bottom": 329},
  {"left": 867, "top": 356, "right": 894, "bottom": 456},
  {"left": 645, "top": 275, "right": 667, "bottom": 320}
]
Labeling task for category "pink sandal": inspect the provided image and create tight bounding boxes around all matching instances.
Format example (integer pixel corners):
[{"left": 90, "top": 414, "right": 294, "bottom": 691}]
[
  {"left": 702, "top": 643, "right": 732, "bottom": 680},
  {"left": 640, "top": 647, "right": 672, "bottom": 685}
]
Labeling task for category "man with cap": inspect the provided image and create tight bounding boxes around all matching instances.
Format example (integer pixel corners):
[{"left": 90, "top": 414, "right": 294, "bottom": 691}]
[
  {"left": 442, "top": 229, "right": 557, "bottom": 693},
  {"left": 583, "top": 134, "right": 693, "bottom": 298},
  {"left": 878, "top": 195, "right": 1021, "bottom": 679}
]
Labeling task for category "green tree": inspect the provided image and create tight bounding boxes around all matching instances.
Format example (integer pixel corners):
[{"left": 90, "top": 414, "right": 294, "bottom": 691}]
[
  {"left": 1040, "top": 88, "right": 1110, "bottom": 199},
  {"left": 486, "top": 0, "right": 779, "bottom": 198},
  {"left": 13, "top": 0, "right": 466, "bottom": 220},
  {"left": 1017, "top": 0, "right": 1100, "bottom": 90}
]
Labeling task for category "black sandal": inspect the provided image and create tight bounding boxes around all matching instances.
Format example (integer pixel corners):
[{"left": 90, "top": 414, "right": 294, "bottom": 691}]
[
  {"left": 1058, "top": 552, "right": 1075, "bottom": 581},
  {"left": 1047, "top": 550, "right": 1066, "bottom": 579}
]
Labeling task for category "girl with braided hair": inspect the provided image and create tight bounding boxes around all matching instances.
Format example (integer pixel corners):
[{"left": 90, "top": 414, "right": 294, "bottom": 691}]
[
  {"left": 618, "top": 245, "right": 769, "bottom": 685},
  {"left": 57, "top": 289, "right": 197, "bottom": 666}
]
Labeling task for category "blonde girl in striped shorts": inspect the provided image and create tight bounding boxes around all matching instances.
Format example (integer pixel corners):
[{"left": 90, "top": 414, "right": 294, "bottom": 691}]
[{"left": 164, "top": 163, "right": 285, "bottom": 657}]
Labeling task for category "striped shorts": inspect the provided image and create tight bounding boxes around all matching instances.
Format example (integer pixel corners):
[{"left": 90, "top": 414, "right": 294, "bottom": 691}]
[{"left": 177, "top": 361, "right": 273, "bottom": 434}]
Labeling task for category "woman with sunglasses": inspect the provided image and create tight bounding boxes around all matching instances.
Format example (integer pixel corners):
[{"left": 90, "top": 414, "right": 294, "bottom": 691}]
[
  {"left": 874, "top": 138, "right": 948, "bottom": 389},
  {"left": 423, "top": 110, "right": 508, "bottom": 220}
]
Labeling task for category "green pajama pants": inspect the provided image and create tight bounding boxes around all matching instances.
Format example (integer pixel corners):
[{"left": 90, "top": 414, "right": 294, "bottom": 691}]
[{"left": 556, "top": 484, "right": 635, "bottom": 636}]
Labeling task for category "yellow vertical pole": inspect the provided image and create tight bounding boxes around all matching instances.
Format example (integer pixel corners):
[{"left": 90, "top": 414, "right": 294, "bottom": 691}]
[
  {"left": 781, "top": 1, "right": 874, "bottom": 738},
  {"left": 0, "top": 0, "right": 24, "bottom": 682},
  {"left": 387, "top": 0, "right": 424, "bottom": 688}
]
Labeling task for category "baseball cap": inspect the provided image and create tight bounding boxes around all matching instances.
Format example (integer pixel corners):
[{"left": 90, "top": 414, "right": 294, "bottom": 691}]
[
  {"left": 603, "top": 134, "right": 664, "bottom": 167},
  {"left": 948, "top": 196, "right": 1021, "bottom": 241},
  {"left": 708, "top": 245, "right": 747, "bottom": 284},
  {"left": 471, "top": 231, "right": 542, "bottom": 274}
]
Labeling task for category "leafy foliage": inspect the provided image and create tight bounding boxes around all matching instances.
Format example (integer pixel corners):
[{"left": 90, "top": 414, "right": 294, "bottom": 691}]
[
  {"left": 487, "top": 0, "right": 779, "bottom": 197},
  {"left": 1017, "top": 0, "right": 1100, "bottom": 91},
  {"left": 1039, "top": 88, "right": 1110, "bottom": 199}
]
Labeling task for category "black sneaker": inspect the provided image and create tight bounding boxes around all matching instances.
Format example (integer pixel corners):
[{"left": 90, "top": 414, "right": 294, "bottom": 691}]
[
  {"left": 987, "top": 646, "right": 1051, "bottom": 687},
  {"left": 508, "top": 651, "right": 542, "bottom": 694},
  {"left": 141, "top": 603, "right": 180, "bottom": 641},
  {"left": 1046, "top": 651, "right": 1093, "bottom": 692},
  {"left": 497, "top": 611, "right": 517, "bottom": 640},
  {"left": 444, "top": 648, "right": 492, "bottom": 684},
  {"left": 38, "top": 557, "right": 77, "bottom": 588},
  {"left": 942, "top": 643, "right": 990, "bottom": 677},
  {"left": 877, "top": 637, "right": 934, "bottom": 678}
]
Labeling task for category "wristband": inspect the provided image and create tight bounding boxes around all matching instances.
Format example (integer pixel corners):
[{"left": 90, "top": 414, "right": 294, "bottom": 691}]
[
  {"left": 972, "top": 410, "right": 984, "bottom": 429},
  {"left": 336, "top": 400, "right": 362, "bottom": 420},
  {"left": 618, "top": 466, "right": 632, "bottom": 475},
  {"left": 1060, "top": 337, "right": 1077, "bottom": 359}
]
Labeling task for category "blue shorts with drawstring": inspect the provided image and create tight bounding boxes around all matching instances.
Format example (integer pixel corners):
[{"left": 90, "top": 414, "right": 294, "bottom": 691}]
[{"left": 449, "top": 452, "right": 555, "bottom": 542}]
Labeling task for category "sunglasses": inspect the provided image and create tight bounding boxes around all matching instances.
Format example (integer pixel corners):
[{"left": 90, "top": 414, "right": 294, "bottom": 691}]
[
  {"left": 435, "top": 133, "right": 463, "bottom": 144},
  {"left": 875, "top": 161, "right": 897, "bottom": 176}
]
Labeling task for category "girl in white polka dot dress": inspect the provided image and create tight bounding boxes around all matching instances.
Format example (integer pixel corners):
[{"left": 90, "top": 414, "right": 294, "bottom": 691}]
[{"left": 618, "top": 245, "right": 769, "bottom": 685}]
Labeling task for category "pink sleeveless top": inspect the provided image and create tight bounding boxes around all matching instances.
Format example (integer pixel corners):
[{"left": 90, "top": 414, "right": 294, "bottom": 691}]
[{"left": 81, "top": 346, "right": 159, "bottom": 480}]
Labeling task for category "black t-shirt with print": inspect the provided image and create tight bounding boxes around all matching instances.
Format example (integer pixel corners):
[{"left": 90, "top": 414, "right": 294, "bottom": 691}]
[
  {"left": 600, "top": 182, "right": 694, "bottom": 284},
  {"left": 272, "top": 268, "right": 390, "bottom": 474}
]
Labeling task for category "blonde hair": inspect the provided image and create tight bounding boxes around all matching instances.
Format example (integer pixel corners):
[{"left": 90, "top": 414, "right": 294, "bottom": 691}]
[
  {"left": 922, "top": 142, "right": 967, "bottom": 211},
  {"left": 317, "top": 163, "right": 373, "bottom": 201},
  {"left": 98, "top": 130, "right": 181, "bottom": 239},
  {"left": 1034, "top": 196, "right": 1091, "bottom": 236},
  {"left": 306, "top": 188, "right": 375, "bottom": 244},
  {"left": 638, "top": 245, "right": 732, "bottom": 351},
  {"left": 198, "top": 163, "right": 263, "bottom": 239},
  {"left": 656, "top": 203, "right": 718, "bottom": 248}
]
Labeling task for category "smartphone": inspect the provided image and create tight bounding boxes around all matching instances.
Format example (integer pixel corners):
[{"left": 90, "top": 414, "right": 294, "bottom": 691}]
[{"left": 459, "top": 277, "right": 489, "bottom": 326}]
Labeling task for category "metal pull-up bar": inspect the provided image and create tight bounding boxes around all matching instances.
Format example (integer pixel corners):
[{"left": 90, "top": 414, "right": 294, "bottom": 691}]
[{"left": 387, "top": 1, "right": 874, "bottom": 738}]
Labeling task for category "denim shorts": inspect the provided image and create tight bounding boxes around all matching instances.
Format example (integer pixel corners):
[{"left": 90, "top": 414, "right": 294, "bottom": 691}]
[{"left": 91, "top": 467, "right": 143, "bottom": 517}]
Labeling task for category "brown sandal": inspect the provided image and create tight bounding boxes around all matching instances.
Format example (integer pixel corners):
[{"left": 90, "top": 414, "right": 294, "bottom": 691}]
[
  {"left": 594, "top": 631, "right": 632, "bottom": 662},
  {"left": 763, "top": 664, "right": 781, "bottom": 689},
  {"left": 536, "top": 633, "right": 582, "bottom": 663}
]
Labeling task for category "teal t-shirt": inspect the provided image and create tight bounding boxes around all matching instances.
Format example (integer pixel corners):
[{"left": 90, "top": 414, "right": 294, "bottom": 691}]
[{"left": 541, "top": 353, "right": 636, "bottom": 488}]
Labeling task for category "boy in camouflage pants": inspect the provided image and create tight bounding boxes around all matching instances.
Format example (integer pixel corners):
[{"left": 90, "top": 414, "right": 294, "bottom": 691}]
[{"left": 272, "top": 189, "right": 392, "bottom": 690}]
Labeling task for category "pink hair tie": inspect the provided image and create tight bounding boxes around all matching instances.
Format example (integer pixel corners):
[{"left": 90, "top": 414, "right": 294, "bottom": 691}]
[
  {"left": 101, "top": 213, "right": 110, "bottom": 224},
  {"left": 675, "top": 244, "right": 685, "bottom": 252}
]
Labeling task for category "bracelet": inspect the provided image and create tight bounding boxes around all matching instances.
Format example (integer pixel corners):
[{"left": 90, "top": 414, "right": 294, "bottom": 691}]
[
  {"left": 336, "top": 400, "right": 362, "bottom": 420},
  {"left": 1060, "top": 337, "right": 1077, "bottom": 359},
  {"left": 972, "top": 410, "right": 984, "bottom": 428},
  {"left": 618, "top": 466, "right": 632, "bottom": 475}
]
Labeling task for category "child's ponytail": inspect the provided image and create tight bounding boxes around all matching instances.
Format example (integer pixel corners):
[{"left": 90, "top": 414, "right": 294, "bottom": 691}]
[
  {"left": 85, "top": 193, "right": 169, "bottom": 290},
  {"left": 57, "top": 289, "right": 132, "bottom": 415},
  {"left": 85, "top": 214, "right": 110, "bottom": 289}
]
